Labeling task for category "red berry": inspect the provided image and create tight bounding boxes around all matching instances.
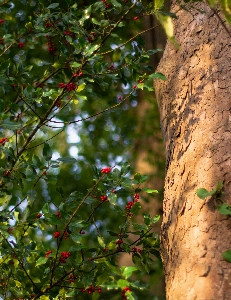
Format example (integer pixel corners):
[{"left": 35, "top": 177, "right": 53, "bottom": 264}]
[
  {"left": 36, "top": 213, "right": 42, "bottom": 219},
  {"left": 116, "top": 239, "right": 123, "bottom": 245},
  {"left": 53, "top": 231, "right": 60, "bottom": 238},
  {"left": 133, "top": 16, "right": 140, "bottom": 21},
  {"left": 133, "top": 85, "right": 137, "bottom": 89},
  {"left": 0, "top": 20, "right": 4, "bottom": 24},
  {"left": 56, "top": 211, "right": 62, "bottom": 218},
  {"left": 100, "top": 195, "right": 108, "bottom": 202},
  {"left": 101, "top": 167, "right": 111, "bottom": 174},
  {"left": 18, "top": 42, "right": 24, "bottom": 48},
  {"left": 45, "top": 250, "right": 52, "bottom": 258},
  {"left": 60, "top": 251, "right": 70, "bottom": 259},
  {"left": 81, "top": 231, "right": 85, "bottom": 234},
  {"left": 43, "top": 171, "right": 47, "bottom": 175},
  {"left": 7, "top": 227, "right": 13, "bottom": 233}
]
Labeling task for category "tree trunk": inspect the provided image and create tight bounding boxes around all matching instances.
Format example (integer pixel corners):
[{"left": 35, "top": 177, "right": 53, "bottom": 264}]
[{"left": 154, "top": 2, "right": 231, "bottom": 299}]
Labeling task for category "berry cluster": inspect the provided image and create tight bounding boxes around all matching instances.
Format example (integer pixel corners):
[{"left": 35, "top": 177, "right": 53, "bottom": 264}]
[
  {"left": 46, "top": 36, "right": 56, "bottom": 53},
  {"left": 87, "top": 32, "right": 97, "bottom": 43},
  {"left": 100, "top": 195, "right": 108, "bottom": 202},
  {"left": 126, "top": 194, "right": 140, "bottom": 211},
  {"left": 36, "top": 213, "right": 42, "bottom": 219},
  {"left": 69, "top": 273, "right": 76, "bottom": 283},
  {"left": 35, "top": 81, "right": 45, "bottom": 89},
  {"left": 0, "top": 137, "right": 8, "bottom": 145},
  {"left": 63, "top": 231, "right": 69, "bottom": 239},
  {"left": 73, "top": 71, "right": 83, "bottom": 77},
  {"left": 122, "top": 287, "right": 130, "bottom": 300},
  {"left": 53, "top": 231, "right": 60, "bottom": 238},
  {"left": 45, "top": 22, "right": 51, "bottom": 28},
  {"left": 102, "top": 0, "right": 110, "bottom": 9},
  {"left": 45, "top": 250, "right": 52, "bottom": 258},
  {"left": 7, "top": 227, "right": 13, "bottom": 234},
  {"left": 18, "top": 42, "right": 24, "bottom": 48},
  {"left": 81, "top": 285, "right": 102, "bottom": 294},
  {"left": 60, "top": 251, "right": 70, "bottom": 263},
  {"left": 116, "top": 239, "right": 123, "bottom": 245},
  {"left": 101, "top": 167, "right": 111, "bottom": 174},
  {"left": 59, "top": 82, "right": 77, "bottom": 91},
  {"left": 64, "top": 30, "right": 74, "bottom": 38},
  {"left": 131, "top": 247, "right": 141, "bottom": 253},
  {"left": 56, "top": 211, "right": 61, "bottom": 218},
  {"left": 107, "top": 63, "right": 114, "bottom": 71}
]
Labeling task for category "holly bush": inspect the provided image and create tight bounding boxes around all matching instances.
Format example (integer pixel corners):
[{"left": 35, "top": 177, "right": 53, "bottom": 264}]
[{"left": 0, "top": 0, "right": 167, "bottom": 299}]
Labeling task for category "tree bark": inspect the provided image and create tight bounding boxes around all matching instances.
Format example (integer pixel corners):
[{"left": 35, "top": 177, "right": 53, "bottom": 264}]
[{"left": 154, "top": 2, "right": 231, "bottom": 299}]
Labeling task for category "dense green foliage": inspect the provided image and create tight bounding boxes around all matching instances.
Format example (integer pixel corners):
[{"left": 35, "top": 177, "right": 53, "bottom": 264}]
[{"left": 0, "top": 0, "right": 167, "bottom": 299}]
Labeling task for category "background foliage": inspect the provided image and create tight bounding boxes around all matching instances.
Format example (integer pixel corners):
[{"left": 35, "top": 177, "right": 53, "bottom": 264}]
[{"left": 0, "top": 0, "right": 166, "bottom": 299}]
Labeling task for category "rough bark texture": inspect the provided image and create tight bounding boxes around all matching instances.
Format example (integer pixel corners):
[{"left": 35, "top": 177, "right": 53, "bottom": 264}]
[{"left": 154, "top": 2, "right": 231, "bottom": 299}]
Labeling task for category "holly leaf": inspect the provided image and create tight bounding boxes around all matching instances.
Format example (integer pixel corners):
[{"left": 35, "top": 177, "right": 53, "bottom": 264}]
[{"left": 222, "top": 250, "right": 231, "bottom": 262}]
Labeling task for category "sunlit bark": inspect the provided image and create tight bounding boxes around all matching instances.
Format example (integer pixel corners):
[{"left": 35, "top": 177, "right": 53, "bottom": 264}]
[{"left": 155, "top": 2, "right": 231, "bottom": 299}]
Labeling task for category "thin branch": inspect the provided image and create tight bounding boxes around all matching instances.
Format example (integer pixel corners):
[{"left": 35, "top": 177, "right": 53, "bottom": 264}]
[{"left": 99, "top": 25, "right": 159, "bottom": 56}]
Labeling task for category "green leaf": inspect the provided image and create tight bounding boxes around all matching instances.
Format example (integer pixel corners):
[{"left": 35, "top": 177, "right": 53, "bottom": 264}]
[
  {"left": 107, "top": 230, "right": 119, "bottom": 237},
  {"left": 70, "top": 233, "right": 82, "bottom": 243},
  {"left": 57, "top": 157, "right": 77, "bottom": 163},
  {"left": 121, "top": 178, "right": 138, "bottom": 188},
  {"left": 112, "top": 49, "right": 122, "bottom": 62},
  {"left": 47, "top": 3, "right": 59, "bottom": 9},
  {"left": 43, "top": 143, "right": 52, "bottom": 161},
  {"left": 98, "top": 236, "right": 105, "bottom": 247},
  {"left": 154, "top": 0, "right": 164, "bottom": 10},
  {"left": 132, "top": 254, "right": 146, "bottom": 272},
  {"left": 196, "top": 188, "right": 215, "bottom": 199},
  {"left": 216, "top": 180, "right": 223, "bottom": 192},
  {"left": 222, "top": 250, "right": 231, "bottom": 262},
  {"left": 96, "top": 274, "right": 108, "bottom": 286},
  {"left": 121, "top": 163, "right": 130, "bottom": 176},
  {"left": 92, "top": 18, "right": 101, "bottom": 25},
  {"left": 108, "top": 193, "right": 117, "bottom": 205},
  {"left": 143, "top": 188, "right": 158, "bottom": 194},
  {"left": 150, "top": 215, "right": 160, "bottom": 224},
  {"left": 121, "top": 266, "right": 137, "bottom": 279},
  {"left": 148, "top": 72, "right": 167, "bottom": 81},
  {"left": 92, "top": 292, "right": 100, "bottom": 300},
  {"left": 0, "top": 119, "right": 20, "bottom": 130},
  {"left": 143, "top": 213, "right": 150, "bottom": 225},
  {"left": 27, "top": 189, "right": 37, "bottom": 206},
  {"left": 134, "top": 173, "right": 141, "bottom": 182},
  {"left": 117, "top": 279, "right": 130, "bottom": 289},
  {"left": 44, "top": 214, "right": 61, "bottom": 225},
  {"left": 126, "top": 292, "right": 135, "bottom": 300},
  {"left": 71, "top": 62, "right": 82, "bottom": 68},
  {"left": 130, "top": 202, "right": 141, "bottom": 215},
  {"left": 218, "top": 203, "right": 231, "bottom": 215},
  {"left": 0, "top": 59, "right": 10, "bottom": 73},
  {"left": 9, "top": 287, "right": 23, "bottom": 298},
  {"left": 36, "top": 257, "right": 48, "bottom": 266},
  {"left": 69, "top": 245, "right": 87, "bottom": 251},
  {"left": 42, "top": 203, "right": 49, "bottom": 214},
  {"left": 56, "top": 186, "right": 64, "bottom": 198},
  {"left": 111, "top": 0, "right": 122, "bottom": 8},
  {"left": 156, "top": 12, "right": 179, "bottom": 48}
]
